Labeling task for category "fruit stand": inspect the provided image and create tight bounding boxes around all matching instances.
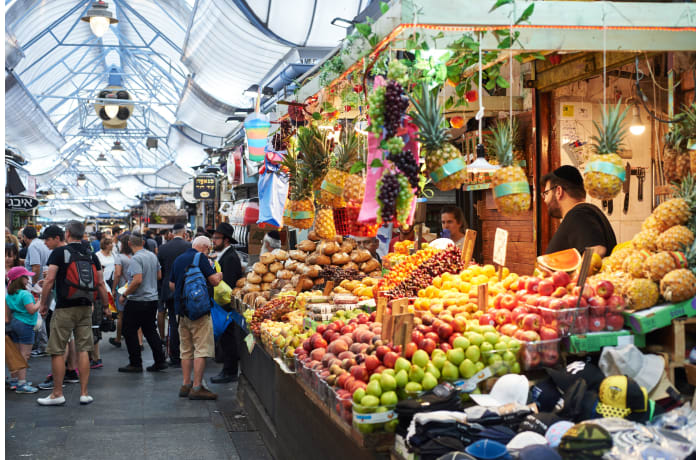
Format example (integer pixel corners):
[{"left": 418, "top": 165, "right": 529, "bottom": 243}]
[{"left": 229, "top": 0, "right": 696, "bottom": 458}]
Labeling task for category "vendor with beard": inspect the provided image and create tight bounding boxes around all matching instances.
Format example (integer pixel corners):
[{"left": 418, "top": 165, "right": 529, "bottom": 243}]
[{"left": 541, "top": 165, "right": 617, "bottom": 257}]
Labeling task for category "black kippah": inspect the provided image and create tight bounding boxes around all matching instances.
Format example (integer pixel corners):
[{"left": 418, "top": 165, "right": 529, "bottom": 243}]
[{"left": 553, "top": 165, "right": 584, "bottom": 188}]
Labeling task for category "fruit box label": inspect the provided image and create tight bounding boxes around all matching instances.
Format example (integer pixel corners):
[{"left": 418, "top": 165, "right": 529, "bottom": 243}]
[{"left": 353, "top": 409, "right": 396, "bottom": 424}]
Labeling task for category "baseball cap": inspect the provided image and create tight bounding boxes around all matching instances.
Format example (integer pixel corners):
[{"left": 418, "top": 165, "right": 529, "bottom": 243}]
[
  {"left": 552, "top": 165, "right": 584, "bottom": 189},
  {"left": 7, "top": 266, "right": 35, "bottom": 281},
  {"left": 557, "top": 380, "right": 599, "bottom": 422},
  {"left": 22, "top": 226, "right": 38, "bottom": 239},
  {"left": 545, "top": 361, "right": 605, "bottom": 392},
  {"left": 518, "top": 445, "right": 562, "bottom": 460},
  {"left": 465, "top": 440, "right": 511, "bottom": 460},
  {"left": 558, "top": 422, "right": 613, "bottom": 459},
  {"left": 41, "top": 225, "right": 64, "bottom": 240},
  {"left": 519, "top": 413, "right": 562, "bottom": 435},
  {"left": 470, "top": 374, "right": 529, "bottom": 407},
  {"left": 530, "top": 378, "right": 562, "bottom": 412},
  {"left": 545, "top": 421, "right": 575, "bottom": 448},
  {"left": 598, "top": 345, "right": 664, "bottom": 395},
  {"left": 506, "top": 431, "right": 547, "bottom": 450},
  {"left": 595, "top": 375, "right": 649, "bottom": 420}
]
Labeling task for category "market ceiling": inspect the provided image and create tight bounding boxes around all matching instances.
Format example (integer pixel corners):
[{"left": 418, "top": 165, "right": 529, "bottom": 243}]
[{"left": 5, "top": 0, "right": 371, "bottom": 211}]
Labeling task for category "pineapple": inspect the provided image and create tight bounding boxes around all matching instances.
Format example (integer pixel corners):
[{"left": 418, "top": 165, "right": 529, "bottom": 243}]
[
  {"left": 642, "top": 215, "right": 659, "bottom": 231},
  {"left": 656, "top": 225, "right": 694, "bottom": 252},
  {"left": 685, "top": 240, "right": 696, "bottom": 275},
  {"left": 285, "top": 155, "right": 315, "bottom": 230},
  {"left": 409, "top": 83, "right": 469, "bottom": 191},
  {"left": 662, "top": 127, "right": 682, "bottom": 183},
  {"left": 584, "top": 101, "right": 630, "bottom": 200},
  {"left": 632, "top": 229, "right": 659, "bottom": 252},
  {"left": 660, "top": 268, "right": 696, "bottom": 302},
  {"left": 315, "top": 207, "right": 336, "bottom": 240},
  {"left": 663, "top": 105, "right": 696, "bottom": 183},
  {"left": 297, "top": 125, "right": 330, "bottom": 192},
  {"left": 624, "top": 278, "right": 659, "bottom": 311},
  {"left": 343, "top": 174, "right": 365, "bottom": 204},
  {"left": 319, "top": 129, "right": 360, "bottom": 208},
  {"left": 675, "top": 151, "right": 692, "bottom": 179},
  {"left": 622, "top": 250, "right": 651, "bottom": 278},
  {"left": 602, "top": 247, "right": 635, "bottom": 272},
  {"left": 643, "top": 251, "right": 688, "bottom": 282},
  {"left": 486, "top": 120, "right": 531, "bottom": 215},
  {"left": 650, "top": 175, "right": 694, "bottom": 234}
]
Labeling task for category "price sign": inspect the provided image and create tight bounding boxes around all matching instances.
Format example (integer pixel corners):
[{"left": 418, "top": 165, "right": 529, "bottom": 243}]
[
  {"left": 493, "top": 228, "right": 508, "bottom": 267},
  {"left": 194, "top": 175, "right": 216, "bottom": 200}
]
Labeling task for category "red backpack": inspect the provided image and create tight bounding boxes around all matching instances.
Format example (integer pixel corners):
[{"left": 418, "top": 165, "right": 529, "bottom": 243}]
[{"left": 61, "top": 246, "right": 98, "bottom": 302}]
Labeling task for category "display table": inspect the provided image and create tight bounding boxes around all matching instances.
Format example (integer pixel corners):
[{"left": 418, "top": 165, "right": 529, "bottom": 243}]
[{"left": 234, "top": 321, "right": 393, "bottom": 460}]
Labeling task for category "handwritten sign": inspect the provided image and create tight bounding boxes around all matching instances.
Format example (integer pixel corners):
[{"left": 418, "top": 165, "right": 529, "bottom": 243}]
[
  {"left": 493, "top": 228, "right": 508, "bottom": 267},
  {"left": 194, "top": 174, "right": 216, "bottom": 200}
]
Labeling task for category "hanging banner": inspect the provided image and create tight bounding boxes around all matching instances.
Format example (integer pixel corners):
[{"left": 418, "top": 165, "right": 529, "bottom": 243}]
[{"left": 194, "top": 174, "right": 216, "bottom": 200}]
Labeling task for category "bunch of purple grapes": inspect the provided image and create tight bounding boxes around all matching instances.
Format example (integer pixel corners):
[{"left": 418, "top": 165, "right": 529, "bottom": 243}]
[
  {"left": 389, "top": 149, "right": 420, "bottom": 189},
  {"left": 384, "top": 80, "right": 409, "bottom": 138},
  {"left": 377, "top": 173, "right": 400, "bottom": 222}
]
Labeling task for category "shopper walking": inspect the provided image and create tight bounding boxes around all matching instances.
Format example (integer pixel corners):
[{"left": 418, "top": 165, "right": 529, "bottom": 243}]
[
  {"left": 210, "top": 223, "right": 243, "bottom": 384},
  {"left": 6, "top": 266, "right": 41, "bottom": 393},
  {"left": 91, "top": 237, "right": 121, "bottom": 369},
  {"left": 118, "top": 234, "right": 167, "bottom": 373},
  {"left": 37, "top": 220, "right": 110, "bottom": 406},
  {"left": 109, "top": 235, "right": 132, "bottom": 349},
  {"left": 170, "top": 236, "right": 222, "bottom": 400},
  {"left": 157, "top": 223, "right": 191, "bottom": 367},
  {"left": 23, "top": 226, "right": 51, "bottom": 357}
]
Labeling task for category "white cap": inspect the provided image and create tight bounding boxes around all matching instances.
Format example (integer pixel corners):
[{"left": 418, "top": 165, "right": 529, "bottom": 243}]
[
  {"left": 506, "top": 431, "right": 547, "bottom": 450},
  {"left": 470, "top": 374, "right": 529, "bottom": 407}
]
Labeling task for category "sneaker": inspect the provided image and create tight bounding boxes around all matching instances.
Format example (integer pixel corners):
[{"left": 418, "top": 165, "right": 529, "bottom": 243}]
[
  {"left": 30, "top": 350, "right": 48, "bottom": 357},
  {"left": 8, "top": 380, "right": 18, "bottom": 391},
  {"left": 15, "top": 383, "right": 38, "bottom": 394},
  {"left": 37, "top": 395, "right": 66, "bottom": 406},
  {"left": 65, "top": 370, "right": 80, "bottom": 383},
  {"left": 90, "top": 359, "right": 103, "bottom": 369},
  {"left": 38, "top": 376, "right": 64, "bottom": 391},
  {"left": 188, "top": 386, "right": 218, "bottom": 400},
  {"left": 109, "top": 338, "right": 122, "bottom": 348},
  {"left": 179, "top": 383, "right": 193, "bottom": 397},
  {"left": 118, "top": 365, "right": 143, "bottom": 373},
  {"left": 79, "top": 395, "right": 94, "bottom": 405},
  {"left": 146, "top": 362, "right": 168, "bottom": 372},
  {"left": 210, "top": 371, "right": 238, "bottom": 384}
]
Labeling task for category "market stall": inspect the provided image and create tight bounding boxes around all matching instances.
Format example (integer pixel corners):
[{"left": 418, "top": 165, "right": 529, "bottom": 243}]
[{"left": 228, "top": 0, "right": 696, "bottom": 459}]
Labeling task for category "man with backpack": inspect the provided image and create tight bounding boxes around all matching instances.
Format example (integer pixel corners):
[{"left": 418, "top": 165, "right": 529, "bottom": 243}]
[
  {"left": 118, "top": 234, "right": 167, "bottom": 373},
  {"left": 169, "top": 236, "right": 222, "bottom": 400},
  {"left": 36, "top": 221, "right": 110, "bottom": 406}
]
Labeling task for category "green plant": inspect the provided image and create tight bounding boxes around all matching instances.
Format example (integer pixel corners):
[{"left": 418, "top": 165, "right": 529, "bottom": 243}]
[{"left": 319, "top": 55, "right": 345, "bottom": 87}]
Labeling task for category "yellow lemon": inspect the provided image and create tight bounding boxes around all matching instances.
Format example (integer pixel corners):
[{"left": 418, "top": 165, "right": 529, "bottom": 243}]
[{"left": 482, "top": 264, "right": 496, "bottom": 277}]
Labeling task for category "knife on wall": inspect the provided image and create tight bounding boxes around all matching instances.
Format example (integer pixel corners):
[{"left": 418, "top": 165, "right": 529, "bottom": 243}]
[{"left": 623, "top": 162, "right": 631, "bottom": 214}]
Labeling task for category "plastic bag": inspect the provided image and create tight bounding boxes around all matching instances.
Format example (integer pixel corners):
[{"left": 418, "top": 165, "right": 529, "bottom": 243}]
[
  {"left": 212, "top": 261, "right": 233, "bottom": 306},
  {"left": 211, "top": 302, "right": 233, "bottom": 342},
  {"left": 257, "top": 158, "right": 289, "bottom": 228}
]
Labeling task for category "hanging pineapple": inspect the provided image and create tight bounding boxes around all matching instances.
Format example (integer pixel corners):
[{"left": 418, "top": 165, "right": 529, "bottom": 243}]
[
  {"left": 409, "top": 83, "right": 469, "bottom": 191},
  {"left": 664, "top": 104, "right": 696, "bottom": 182},
  {"left": 281, "top": 151, "right": 299, "bottom": 228},
  {"left": 297, "top": 125, "right": 330, "bottom": 192},
  {"left": 486, "top": 120, "right": 531, "bottom": 215},
  {"left": 314, "top": 207, "right": 336, "bottom": 240},
  {"left": 583, "top": 101, "right": 630, "bottom": 200},
  {"left": 344, "top": 173, "right": 365, "bottom": 204},
  {"left": 288, "top": 161, "right": 315, "bottom": 230},
  {"left": 319, "top": 128, "right": 360, "bottom": 207}
]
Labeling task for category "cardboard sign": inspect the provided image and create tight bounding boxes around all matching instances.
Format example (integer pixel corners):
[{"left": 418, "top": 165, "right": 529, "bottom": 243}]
[
  {"left": 493, "top": 228, "right": 508, "bottom": 267},
  {"left": 462, "top": 229, "right": 478, "bottom": 263}
]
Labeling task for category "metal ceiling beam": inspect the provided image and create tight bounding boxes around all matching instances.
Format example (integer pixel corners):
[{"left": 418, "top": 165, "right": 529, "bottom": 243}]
[
  {"left": 20, "top": 0, "right": 90, "bottom": 51},
  {"left": 114, "top": 0, "right": 183, "bottom": 55}
]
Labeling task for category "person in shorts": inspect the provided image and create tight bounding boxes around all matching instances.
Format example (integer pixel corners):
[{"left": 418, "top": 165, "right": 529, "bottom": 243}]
[
  {"left": 6, "top": 266, "right": 41, "bottom": 393},
  {"left": 37, "top": 221, "right": 110, "bottom": 406}
]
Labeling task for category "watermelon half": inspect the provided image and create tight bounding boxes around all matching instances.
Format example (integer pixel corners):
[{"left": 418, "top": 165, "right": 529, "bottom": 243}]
[{"left": 537, "top": 248, "right": 582, "bottom": 273}]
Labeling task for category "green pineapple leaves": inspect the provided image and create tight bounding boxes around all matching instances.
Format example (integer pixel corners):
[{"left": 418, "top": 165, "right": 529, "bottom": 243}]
[{"left": 592, "top": 101, "right": 630, "bottom": 155}]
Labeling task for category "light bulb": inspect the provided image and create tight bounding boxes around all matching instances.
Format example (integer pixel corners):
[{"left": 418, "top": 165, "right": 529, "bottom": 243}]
[
  {"left": 89, "top": 16, "right": 111, "bottom": 37},
  {"left": 629, "top": 106, "right": 645, "bottom": 136},
  {"left": 105, "top": 103, "right": 119, "bottom": 119},
  {"left": 629, "top": 124, "right": 645, "bottom": 136}
]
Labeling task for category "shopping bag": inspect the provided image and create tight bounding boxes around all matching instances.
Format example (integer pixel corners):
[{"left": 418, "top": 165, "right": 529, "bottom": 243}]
[
  {"left": 214, "top": 281, "right": 233, "bottom": 307},
  {"left": 257, "top": 158, "right": 289, "bottom": 228},
  {"left": 5, "top": 335, "right": 28, "bottom": 372},
  {"left": 211, "top": 302, "right": 234, "bottom": 342}
]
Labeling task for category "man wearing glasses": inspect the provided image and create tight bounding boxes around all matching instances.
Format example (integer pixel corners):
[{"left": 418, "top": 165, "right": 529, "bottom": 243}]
[{"left": 540, "top": 165, "right": 616, "bottom": 257}]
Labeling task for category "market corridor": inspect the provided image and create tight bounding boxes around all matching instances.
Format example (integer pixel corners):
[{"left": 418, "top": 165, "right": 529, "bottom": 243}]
[{"left": 5, "top": 333, "right": 272, "bottom": 460}]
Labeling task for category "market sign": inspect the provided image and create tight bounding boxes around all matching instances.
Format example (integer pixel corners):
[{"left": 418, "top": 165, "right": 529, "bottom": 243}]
[
  {"left": 194, "top": 174, "right": 216, "bottom": 200},
  {"left": 5, "top": 195, "right": 39, "bottom": 211}
]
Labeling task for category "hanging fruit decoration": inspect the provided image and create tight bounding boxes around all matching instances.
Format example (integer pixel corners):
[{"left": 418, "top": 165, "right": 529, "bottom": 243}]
[
  {"left": 486, "top": 119, "right": 531, "bottom": 215},
  {"left": 449, "top": 116, "right": 465, "bottom": 129}
]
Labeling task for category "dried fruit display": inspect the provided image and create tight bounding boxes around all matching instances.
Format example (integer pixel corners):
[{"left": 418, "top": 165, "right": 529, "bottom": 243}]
[{"left": 387, "top": 247, "right": 464, "bottom": 299}]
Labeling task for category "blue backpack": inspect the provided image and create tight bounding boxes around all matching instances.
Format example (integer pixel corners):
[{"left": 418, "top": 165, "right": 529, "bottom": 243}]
[{"left": 180, "top": 252, "right": 212, "bottom": 321}]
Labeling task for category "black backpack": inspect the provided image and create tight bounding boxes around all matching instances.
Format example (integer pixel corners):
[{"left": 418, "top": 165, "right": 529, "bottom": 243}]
[{"left": 60, "top": 246, "right": 98, "bottom": 302}]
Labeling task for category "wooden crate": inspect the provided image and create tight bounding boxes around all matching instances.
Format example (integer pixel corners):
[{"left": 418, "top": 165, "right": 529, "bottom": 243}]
[
  {"left": 686, "top": 363, "right": 696, "bottom": 387},
  {"left": 647, "top": 317, "right": 696, "bottom": 363}
]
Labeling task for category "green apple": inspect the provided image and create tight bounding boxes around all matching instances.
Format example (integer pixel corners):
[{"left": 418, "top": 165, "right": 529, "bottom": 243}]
[
  {"left": 380, "top": 373, "right": 397, "bottom": 391},
  {"left": 384, "top": 419, "right": 399, "bottom": 432},
  {"left": 431, "top": 349, "right": 446, "bottom": 360},
  {"left": 366, "top": 380, "right": 382, "bottom": 398},
  {"left": 432, "top": 353, "right": 447, "bottom": 370},
  {"left": 446, "top": 348, "right": 465, "bottom": 366},
  {"left": 405, "top": 381, "right": 423, "bottom": 394},
  {"left": 509, "top": 340, "right": 521, "bottom": 353},
  {"left": 382, "top": 368, "right": 395, "bottom": 376},
  {"left": 484, "top": 331, "right": 500, "bottom": 345},
  {"left": 353, "top": 388, "right": 366, "bottom": 404},
  {"left": 488, "top": 354, "right": 503, "bottom": 367},
  {"left": 459, "top": 358, "right": 477, "bottom": 379},
  {"left": 480, "top": 325, "right": 497, "bottom": 334},
  {"left": 397, "top": 388, "right": 408, "bottom": 400},
  {"left": 494, "top": 341, "right": 508, "bottom": 352},
  {"left": 370, "top": 373, "right": 382, "bottom": 382},
  {"left": 465, "top": 345, "right": 481, "bottom": 363},
  {"left": 441, "top": 361, "right": 459, "bottom": 381},
  {"left": 502, "top": 350, "right": 517, "bottom": 364},
  {"left": 394, "top": 369, "right": 408, "bottom": 388},
  {"left": 452, "top": 336, "right": 470, "bottom": 350},
  {"left": 511, "top": 362, "right": 521, "bottom": 374},
  {"left": 395, "top": 357, "right": 411, "bottom": 373},
  {"left": 468, "top": 332, "right": 484, "bottom": 347},
  {"left": 425, "top": 362, "right": 441, "bottom": 379},
  {"left": 361, "top": 395, "right": 379, "bottom": 407},
  {"left": 380, "top": 391, "right": 398, "bottom": 406},
  {"left": 422, "top": 372, "right": 438, "bottom": 391},
  {"left": 412, "top": 350, "right": 429, "bottom": 368},
  {"left": 409, "top": 365, "right": 425, "bottom": 383},
  {"left": 480, "top": 342, "right": 494, "bottom": 354},
  {"left": 468, "top": 323, "right": 481, "bottom": 333},
  {"left": 357, "top": 423, "right": 374, "bottom": 434},
  {"left": 475, "top": 361, "right": 485, "bottom": 372}
]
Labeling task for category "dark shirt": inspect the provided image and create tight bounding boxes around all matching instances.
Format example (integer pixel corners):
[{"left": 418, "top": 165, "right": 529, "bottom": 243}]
[
  {"left": 47, "top": 242, "right": 103, "bottom": 308},
  {"left": 158, "top": 237, "right": 191, "bottom": 302},
  {"left": 170, "top": 248, "right": 216, "bottom": 316},
  {"left": 545, "top": 203, "right": 617, "bottom": 256},
  {"left": 217, "top": 246, "right": 243, "bottom": 293},
  {"left": 145, "top": 238, "right": 158, "bottom": 253},
  {"left": 19, "top": 246, "right": 27, "bottom": 259}
]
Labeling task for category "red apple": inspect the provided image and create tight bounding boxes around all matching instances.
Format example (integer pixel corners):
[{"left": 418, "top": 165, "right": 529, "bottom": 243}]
[
  {"left": 605, "top": 313, "right": 624, "bottom": 331},
  {"left": 500, "top": 294, "right": 517, "bottom": 310},
  {"left": 518, "top": 278, "right": 527, "bottom": 291},
  {"left": 350, "top": 364, "right": 369, "bottom": 382},
  {"left": 500, "top": 324, "right": 519, "bottom": 337},
  {"left": 416, "top": 324, "right": 432, "bottom": 335},
  {"left": 494, "top": 308, "right": 512, "bottom": 325},
  {"left": 419, "top": 338, "right": 437, "bottom": 355},
  {"left": 439, "top": 342, "right": 453, "bottom": 352},
  {"left": 526, "top": 277, "right": 541, "bottom": 294},
  {"left": 312, "top": 337, "right": 328, "bottom": 350},
  {"left": 404, "top": 342, "right": 418, "bottom": 359},
  {"left": 512, "top": 306, "right": 528, "bottom": 318},
  {"left": 383, "top": 351, "right": 399, "bottom": 369},
  {"left": 451, "top": 317, "right": 467, "bottom": 333},
  {"left": 595, "top": 280, "right": 615, "bottom": 299},
  {"left": 522, "top": 313, "right": 542, "bottom": 331},
  {"left": 552, "top": 286, "right": 568, "bottom": 298},
  {"left": 425, "top": 332, "right": 440, "bottom": 343},
  {"left": 552, "top": 271, "right": 571, "bottom": 288},
  {"left": 493, "top": 294, "right": 503, "bottom": 309},
  {"left": 588, "top": 316, "right": 605, "bottom": 332},
  {"left": 479, "top": 313, "right": 496, "bottom": 326},
  {"left": 375, "top": 345, "right": 390, "bottom": 361},
  {"left": 422, "top": 312, "right": 435, "bottom": 326},
  {"left": 525, "top": 295, "right": 540, "bottom": 306},
  {"left": 411, "top": 330, "right": 424, "bottom": 344},
  {"left": 539, "top": 326, "right": 560, "bottom": 340},
  {"left": 516, "top": 289, "right": 529, "bottom": 301},
  {"left": 588, "top": 296, "right": 607, "bottom": 316},
  {"left": 374, "top": 365, "right": 386, "bottom": 375},
  {"left": 521, "top": 330, "right": 541, "bottom": 342},
  {"left": 538, "top": 296, "right": 551, "bottom": 308},
  {"left": 364, "top": 354, "right": 380, "bottom": 372},
  {"left": 515, "top": 313, "right": 528, "bottom": 329},
  {"left": 522, "top": 348, "right": 541, "bottom": 369},
  {"left": 548, "top": 298, "right": 568, "bottom": 310},
  {"left": 357, "top": 313, "right": 369, "bottom": 324},
  {"left": 302, "top": 338, "right": 312, "bottom": 352},
  {"left": 437, "top": 322, "right": 454, "bottom": 340},
  {"left": 574, "top": 284, "right": 594, "bottom": 299},
  {"left": 606, "top": 294, "right": 625, "bottom": 312},
  {"left": 448, "top": 332, "right": 462, "bottom": 347},
  {"left": 369, "top": 311, "right": 376, "bottom": 322},
  {"left": 538, "top": 279, "right": 555, "bottom": 297}
]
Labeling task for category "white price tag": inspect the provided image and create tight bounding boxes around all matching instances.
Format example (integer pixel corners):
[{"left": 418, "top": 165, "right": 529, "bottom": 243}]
[{"left": 493, "top": 228, "right": 508, "bottom": 267}]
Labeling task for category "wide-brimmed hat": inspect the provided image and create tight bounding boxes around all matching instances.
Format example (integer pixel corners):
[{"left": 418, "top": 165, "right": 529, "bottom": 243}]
[
  {"left": 470, "top": 374, "right": 529, "bottom": 407},
  {"left": 213, "top": 222, "right": 234, "bottom": 241},
  {"left": 598, "top": 344, "right": 664, "bottom": 393}
]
